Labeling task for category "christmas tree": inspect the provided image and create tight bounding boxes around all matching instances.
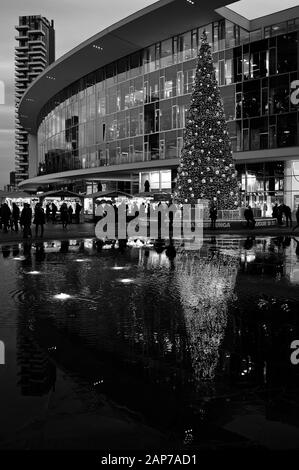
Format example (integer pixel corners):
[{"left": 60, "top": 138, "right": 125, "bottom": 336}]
[{"left": 174, "top": 31, "right": 239, "bottom": 209}]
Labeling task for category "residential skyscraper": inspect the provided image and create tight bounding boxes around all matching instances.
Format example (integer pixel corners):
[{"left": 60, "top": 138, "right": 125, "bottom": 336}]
[{"left": 15, "top": 15, "right": 55, "bottom": 185}]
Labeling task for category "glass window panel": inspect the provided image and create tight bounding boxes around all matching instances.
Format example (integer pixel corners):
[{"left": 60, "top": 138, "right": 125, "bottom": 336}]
[
  {"left": 250, "top": 117, "right": 268, "bottom": 150},
  {"left": 220, "top": 85, "right": 236, "bottom": 121},
  {"left": 277, "top": 113, "right": 297, "bottom": 147},
  {"left": 225, "top": 58, "right": 233, "bottom": 85},
  {"left": 277, "top": 33, "right": 298, "bottom": 73},
  {"left": 243, "top": 81, "right": 260, "bottom": 117},
  {"left": 269, "top": 75, "right": 290, "bottom": 114},
  {"left": 161, "top": 38, "right": 173, "bottom": 68},
  {"left": 165, "top": 130, "right": 177, "bottom": 159},
  {"left": 160, "top": 100, "right": 172, "bottom": 131}
]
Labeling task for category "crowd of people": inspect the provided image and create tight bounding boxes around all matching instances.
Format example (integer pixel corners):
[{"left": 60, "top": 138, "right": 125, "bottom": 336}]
[{"left": 0, "top": 201, "right": 82, "bottom": 239}]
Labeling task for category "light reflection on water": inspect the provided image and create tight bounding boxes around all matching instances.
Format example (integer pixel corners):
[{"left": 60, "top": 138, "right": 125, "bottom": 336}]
[{"left": 0, "top": 236, "right": 299, "bottom": 449}]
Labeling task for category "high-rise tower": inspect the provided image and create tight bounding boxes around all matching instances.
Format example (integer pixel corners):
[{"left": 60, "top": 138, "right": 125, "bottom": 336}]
[{"left": 15, "top": 16, "right": 55, "bottom": 185}]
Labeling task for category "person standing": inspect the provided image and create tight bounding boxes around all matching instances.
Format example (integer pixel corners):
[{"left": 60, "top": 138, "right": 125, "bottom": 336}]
[
  {"left": 244, "top": 205, "right": 255, "bottom": 228},
  {"left": 75, "top": 202, "right": 82, "bottom": 224},
  {"left": 33, "top": 203, "right": 45, "bottom": 237},
  {"left": 284, "top": 204, "right": 292, "bottom": 228},
  {"left": 60, "top": 202, "right": 69, "bottom": 229},
  {"left": 209, "top": 204, "right": 217, "bottom": 230},
  {"left": 51, "top": 202, "right": 58, "bottom": 224},
  {"left": 46, "top": 203, "right": 51, "bottom": 223},
  {"left": 20, "top": 203, "right": 32, "bottom": 239},
  {"left": 277, "top": 203, "right": 284, "bottom": 225},
  {"left": 68, "top": 205, "right": 73, "bottom": 224},
  {"left": 12, "top": 203, "right": 20, "bottom": 233},
  {"left": 1, "top": 203, "right": 11, "bottom": 233},
  {"left": 144, "top": 179, "right": 150, "bottom": 193}
]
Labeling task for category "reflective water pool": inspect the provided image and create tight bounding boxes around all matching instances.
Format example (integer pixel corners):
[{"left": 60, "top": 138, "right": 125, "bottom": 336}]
[{"left": 0, "top": 236, "right": 299, "bottom": 450}]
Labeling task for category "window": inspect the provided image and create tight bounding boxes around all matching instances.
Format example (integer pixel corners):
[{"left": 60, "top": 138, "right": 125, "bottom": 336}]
[
  {"left": 177, "top": 71, "right": 184, "bottom": 95},
  {"left": 161, "top": 170, "right": 171, "bottom": 189},
  {"left": 225, "top": 58, "right": 233, "bottom": 85},
  {"left": 277, "top": 113, "right": 297, "bottom": 147},
  {"left": 277, "top": 33, "right": 298, "bottom": 73},
  {"left": 269, "top": 75, "right": 290, "bottom": 114},
  {"left": 165, "top": 131, "right": 177, "bottom": 159},
  {"left": 160, "top": 101, "right": 171, "bottom": 131},
  {"left": 243, "top": 81, "right": 260, "bottom": 117},
  {"left": 161, "top": 39, "right": 173, "bottom": 68},
  {"left": 172, "top": 105, "right": 178, "bottom": 129},
  {"left": 220, "top": 85, "right": 236, "bottom": 121},
  {"left": 250, "top": 117, "right": 268, "bottom": 150}
]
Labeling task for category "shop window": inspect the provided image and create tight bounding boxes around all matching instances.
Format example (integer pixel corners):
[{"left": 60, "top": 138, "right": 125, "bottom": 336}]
[{"left": 161, "top": 170, "right": 171, "bottom": 189}]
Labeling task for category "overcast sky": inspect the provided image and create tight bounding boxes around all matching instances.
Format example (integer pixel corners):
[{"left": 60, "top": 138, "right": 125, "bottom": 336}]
[{"left": 0, "top": 0, "right": 298, "bottom": 188}]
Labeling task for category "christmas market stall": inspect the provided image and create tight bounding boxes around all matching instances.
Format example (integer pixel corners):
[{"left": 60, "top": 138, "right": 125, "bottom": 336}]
[
  {"left": 0, "top": 190, "right": 38, "bottom": 212},
  {"left": 85, "top": 190, "right": 133, "bottom": 221},
  {"left": 38, "top": 189, "right": 84, "bottom": 223}
]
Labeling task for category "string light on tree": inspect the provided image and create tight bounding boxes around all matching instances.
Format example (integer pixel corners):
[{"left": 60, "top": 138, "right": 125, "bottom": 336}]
[{"left": 174, "top": 31, "right": 239, "bottom": 209}]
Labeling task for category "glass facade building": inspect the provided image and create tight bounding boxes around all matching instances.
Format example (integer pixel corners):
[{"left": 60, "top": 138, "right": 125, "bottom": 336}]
[{"left": 18, "top": 2, "right": 299, "bottom": 213}]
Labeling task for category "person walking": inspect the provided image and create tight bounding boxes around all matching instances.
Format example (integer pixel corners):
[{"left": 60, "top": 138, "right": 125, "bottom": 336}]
[
  {"left": 60, "top": 202, "right": 69, "bottom": 229},
  {"left": 33, "top": 203, "right": 45, "bottom": 237},
  {"left": 1, "top": 203, "right": 11, "bottom": 233},
  {"left": 51, "top": 202, "right": 58, "bottom": 224},
  {"left": 68, "top": 205, "right": 73, "bottom": 224},
  {"left": 209, "top": 204, "right": 217, "bottom": 230},
  {"left": 20, "top": 203, "right": 32, "bottom": 239},
  {"left": 292, "top": 205, "right": 299, "bottom": 232},
  {"left": 12, "top": 203, "right": 20, "bottom": 233}
]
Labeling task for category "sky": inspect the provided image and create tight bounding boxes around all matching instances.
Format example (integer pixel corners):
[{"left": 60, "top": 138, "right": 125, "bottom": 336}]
[{"left": 0, "top": 0, "right": 298, "bottom": 188}]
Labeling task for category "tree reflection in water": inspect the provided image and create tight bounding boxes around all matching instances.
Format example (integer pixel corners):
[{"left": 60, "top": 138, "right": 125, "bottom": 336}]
[{"left": 176, "top": 251, "right": 238, "bottom": 388}]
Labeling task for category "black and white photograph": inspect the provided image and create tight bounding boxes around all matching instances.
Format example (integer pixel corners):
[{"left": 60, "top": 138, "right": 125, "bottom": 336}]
[{"left": 0, "top": 0, "right": 299, "bottom": 463}]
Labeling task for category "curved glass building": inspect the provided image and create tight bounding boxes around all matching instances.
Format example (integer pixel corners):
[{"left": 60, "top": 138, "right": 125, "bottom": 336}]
[{"left": 18, "top": 0, "right": 299, "bottom": 213}]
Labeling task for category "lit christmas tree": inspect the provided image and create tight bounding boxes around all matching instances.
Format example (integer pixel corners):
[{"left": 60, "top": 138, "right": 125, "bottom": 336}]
[{"left": 174, "top": 31, "right": 239, "bottom": 209}]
